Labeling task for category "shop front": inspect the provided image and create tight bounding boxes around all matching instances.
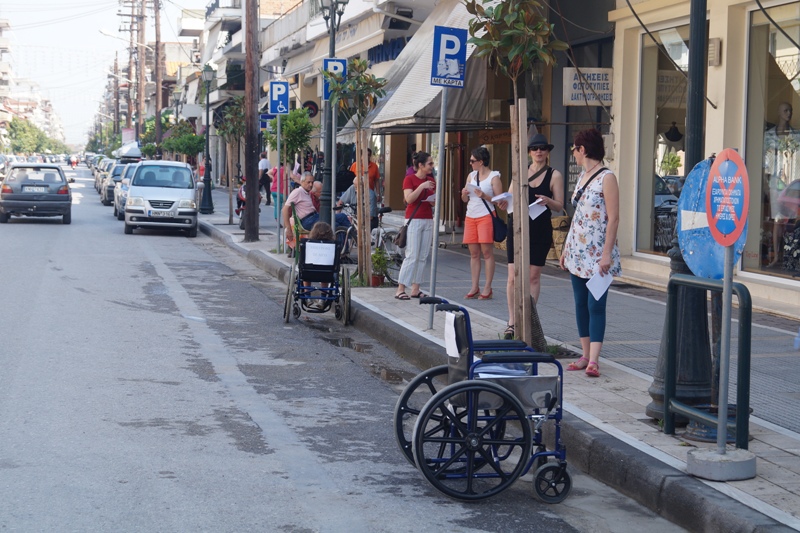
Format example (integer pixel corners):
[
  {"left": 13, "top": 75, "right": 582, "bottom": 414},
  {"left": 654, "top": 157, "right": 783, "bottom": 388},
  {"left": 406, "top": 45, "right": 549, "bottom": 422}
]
[{"left": 610, "top": 0, "right": 800, "bottom": 312}]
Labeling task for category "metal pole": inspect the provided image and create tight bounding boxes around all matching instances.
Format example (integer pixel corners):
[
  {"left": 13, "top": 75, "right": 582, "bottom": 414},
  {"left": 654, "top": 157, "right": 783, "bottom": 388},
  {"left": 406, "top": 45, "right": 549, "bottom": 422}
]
[
  {"left": 717, "top": 245, "right": 734, "bottom": 455},
  {"left": 320, "top": 10, "right": 337, "bottom": 226},
  {"left": 428, "top": 88, "right": 448, "bottom": 329},
  {"left": 276, "top": 114, "right": 283, "bottom": 252},
  {"left": 154, "top": 0, "right": 162, "bottom": 155},
  {"left": 331, "top": 99, "right": 338, "bottom": 234},
  {"left": 200, "top": 80, "right": 214, "bottom": 214},
  {"left": 685, "top": 0, "right": 707, "bottom": 172}
]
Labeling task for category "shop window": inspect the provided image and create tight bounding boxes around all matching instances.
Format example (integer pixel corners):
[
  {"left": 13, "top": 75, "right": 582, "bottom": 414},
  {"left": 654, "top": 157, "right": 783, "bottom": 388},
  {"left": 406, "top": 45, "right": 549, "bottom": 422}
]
[
  {"left": 744, "top": 3, "right": 800, "bottom": 278},
  {"left": 636, "top": 24, "right": 702, "bottom": 255}
]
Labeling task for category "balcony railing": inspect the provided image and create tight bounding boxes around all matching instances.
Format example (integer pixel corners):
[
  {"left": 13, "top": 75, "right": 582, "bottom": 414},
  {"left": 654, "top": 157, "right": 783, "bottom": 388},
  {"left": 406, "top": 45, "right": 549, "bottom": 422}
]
[{"left": 206, "top": 0, "right": 242, "bottom": 19}]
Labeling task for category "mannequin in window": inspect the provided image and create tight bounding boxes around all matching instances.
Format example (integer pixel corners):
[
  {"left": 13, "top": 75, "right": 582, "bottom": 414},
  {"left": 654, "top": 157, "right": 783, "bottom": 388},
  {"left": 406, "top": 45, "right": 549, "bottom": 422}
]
[{"left": 764, "top": 102, "right": 800, "bottom": 267}]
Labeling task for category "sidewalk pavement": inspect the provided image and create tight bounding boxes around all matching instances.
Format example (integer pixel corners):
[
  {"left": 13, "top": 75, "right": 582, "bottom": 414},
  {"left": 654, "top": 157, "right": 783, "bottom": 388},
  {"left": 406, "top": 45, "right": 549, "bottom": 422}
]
[{"left": 199, "top": 188, "right": 800, "bottom": 532}]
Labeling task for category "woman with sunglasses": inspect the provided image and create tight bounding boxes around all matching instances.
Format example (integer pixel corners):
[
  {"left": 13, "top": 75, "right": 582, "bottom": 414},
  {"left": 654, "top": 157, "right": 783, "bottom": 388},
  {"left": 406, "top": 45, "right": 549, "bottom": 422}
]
[
  {"left": 460, "top": 146, "right": 504, "bottom": 300},
  {"left": 497, "top": 133, "right": 564, "bottom": 340},
  {"left": 560, "top": 128, "right": 621, "bottom": 378},
  {"left": 395, "top": 152, "right": 436, "bottom": 300}
]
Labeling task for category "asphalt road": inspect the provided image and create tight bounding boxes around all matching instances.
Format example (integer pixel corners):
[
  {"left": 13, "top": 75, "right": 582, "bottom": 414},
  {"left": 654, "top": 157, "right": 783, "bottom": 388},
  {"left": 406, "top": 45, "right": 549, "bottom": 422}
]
[{"left": 0, "top": 166, "right": 684, "bottom": 532}]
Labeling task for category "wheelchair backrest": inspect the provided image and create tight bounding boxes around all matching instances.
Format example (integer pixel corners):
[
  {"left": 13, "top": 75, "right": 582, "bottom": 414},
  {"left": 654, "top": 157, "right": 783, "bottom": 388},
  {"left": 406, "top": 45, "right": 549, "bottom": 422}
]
[
  {"left": 298, "top": 239, "right": 340, "bottom": 283},
  {"left": 445, "top": 312, "right": 472, "bottom": 386}
]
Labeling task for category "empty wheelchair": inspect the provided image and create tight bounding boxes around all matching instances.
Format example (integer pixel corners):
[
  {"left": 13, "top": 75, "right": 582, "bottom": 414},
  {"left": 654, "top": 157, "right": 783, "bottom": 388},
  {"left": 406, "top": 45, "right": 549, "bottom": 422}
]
[
  {"left": 394, "top": 298, "right": 569, "bottom": 503},
  {"left": 283, "top": 239, "right": 351, "bottom": 326}
]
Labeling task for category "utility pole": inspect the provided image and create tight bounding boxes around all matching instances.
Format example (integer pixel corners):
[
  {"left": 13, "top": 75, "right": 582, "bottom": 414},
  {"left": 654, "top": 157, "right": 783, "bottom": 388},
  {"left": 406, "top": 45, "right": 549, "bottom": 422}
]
[
  {"left": 114, "top": 52, "right": 120, "bottom": 135},
  {"left": 126, "top": 1, "right": 134, "bottom": 130},
  {"left": 153, "top": 0, "right": 162, "bottom": 156},
  {"left": 243, "top": 0, "right": 259, "bottom": 241},
  {"left": 137, "top": 0, "right": 146, "bottom": 142}
]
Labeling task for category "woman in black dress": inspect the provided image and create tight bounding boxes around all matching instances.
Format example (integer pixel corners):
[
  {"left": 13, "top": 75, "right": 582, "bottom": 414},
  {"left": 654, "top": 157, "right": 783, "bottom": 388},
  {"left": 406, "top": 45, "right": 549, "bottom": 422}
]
[{"left": 499, "top": 133, "right": 564, "bottom": 339}]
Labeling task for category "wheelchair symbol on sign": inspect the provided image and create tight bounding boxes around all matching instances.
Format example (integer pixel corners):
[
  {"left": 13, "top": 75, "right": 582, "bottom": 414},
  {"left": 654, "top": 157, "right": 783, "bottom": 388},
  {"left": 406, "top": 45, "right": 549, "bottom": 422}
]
[{"left": 276, "top": 102, "right": 287, "bottom": 113}]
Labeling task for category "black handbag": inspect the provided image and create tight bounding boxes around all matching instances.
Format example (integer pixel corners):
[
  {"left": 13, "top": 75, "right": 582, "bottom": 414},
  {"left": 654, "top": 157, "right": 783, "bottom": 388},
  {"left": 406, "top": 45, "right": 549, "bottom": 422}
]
[{"left": 476, "top": 171, "right": 507, "bottom": 243}]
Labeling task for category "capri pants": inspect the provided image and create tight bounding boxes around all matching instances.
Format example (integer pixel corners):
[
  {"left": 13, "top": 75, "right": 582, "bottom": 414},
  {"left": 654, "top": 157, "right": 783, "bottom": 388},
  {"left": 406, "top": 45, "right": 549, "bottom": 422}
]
[{"left": 570, "top": 274, "right": 609, "bottom": 342}]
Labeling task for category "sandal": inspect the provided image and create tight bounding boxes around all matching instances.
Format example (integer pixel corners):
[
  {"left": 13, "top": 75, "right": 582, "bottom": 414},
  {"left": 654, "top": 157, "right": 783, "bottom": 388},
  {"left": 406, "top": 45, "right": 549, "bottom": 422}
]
[
  {"left": 465, "top": 290, "right": 480, "bottom": 299},
  {"left": 503, "top": 324, "right": 515, "bottom": 340},
  {"left": 566, "top": 357, "right": 589, "bottom": 371},
  {"left": 585, "top": 362, "right": 600, "bottom": 378},
  {"left": 478, "top": 289, "right": 493, "bottom": 300},
  {"left": 394, "top": 292, "right": 411, "bottom": 300},
  {"left": 410, "top": 292, "right": 427, "bottom": 299}
]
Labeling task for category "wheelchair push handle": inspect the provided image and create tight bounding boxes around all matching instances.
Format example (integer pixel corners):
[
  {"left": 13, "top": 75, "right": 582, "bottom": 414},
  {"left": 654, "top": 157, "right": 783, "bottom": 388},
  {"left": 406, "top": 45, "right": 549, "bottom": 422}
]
[{"left": 419, "top": 296, "right": 445, "bottom": 305}]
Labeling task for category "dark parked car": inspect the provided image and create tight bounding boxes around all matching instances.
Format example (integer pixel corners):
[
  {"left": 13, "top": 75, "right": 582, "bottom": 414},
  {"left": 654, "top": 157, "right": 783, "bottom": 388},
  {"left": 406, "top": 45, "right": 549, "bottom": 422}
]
[
  {"left": 101, "top": 163, "right": 128, "bottom": 205},
  {"left": 0, "top": 164, "right": 72, "bottom": 224}
]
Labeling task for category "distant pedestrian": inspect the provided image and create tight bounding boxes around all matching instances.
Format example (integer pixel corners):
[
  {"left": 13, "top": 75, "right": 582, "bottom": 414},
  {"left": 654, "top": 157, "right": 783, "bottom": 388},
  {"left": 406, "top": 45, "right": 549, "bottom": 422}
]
[
  {"left": 460, "top": 146, "right": 504, "bottom": 301},
  {"left": 499, "top": 133, "right": 564, "bottom": 340},
  {"left": 395, "top": 151, "right": 435, "bottom": 301},
  {"left": 258, "top": 152, "right": 272, "bottom": 205},
  {"left": 560, "top": 128, "right": 621, "bottom": 378}
]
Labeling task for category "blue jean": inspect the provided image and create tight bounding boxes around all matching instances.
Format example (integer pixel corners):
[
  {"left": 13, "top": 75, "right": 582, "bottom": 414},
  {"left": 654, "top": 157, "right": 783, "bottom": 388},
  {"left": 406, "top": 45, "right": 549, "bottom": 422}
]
[
  {"left": 300, "top": 212, "right": 350, "bottom": 231},
  {"left": 570, "top": 274, "right": 608, "bottom": 343}
]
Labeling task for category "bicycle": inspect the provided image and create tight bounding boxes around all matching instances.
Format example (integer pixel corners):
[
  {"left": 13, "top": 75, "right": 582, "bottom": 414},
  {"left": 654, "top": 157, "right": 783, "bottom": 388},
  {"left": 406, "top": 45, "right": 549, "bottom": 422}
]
[{"left": 334, "top": 203, "right": 404, "bottom": 285}]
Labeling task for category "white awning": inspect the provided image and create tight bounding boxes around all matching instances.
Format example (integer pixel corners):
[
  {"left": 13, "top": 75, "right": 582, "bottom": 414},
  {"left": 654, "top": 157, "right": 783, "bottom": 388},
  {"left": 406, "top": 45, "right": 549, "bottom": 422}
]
[
  {"left": 309, "top": 13, "right": 385, "bottom": 74},
  {"left": 283, "top": 48, "right": 315, "bottom": 78}
]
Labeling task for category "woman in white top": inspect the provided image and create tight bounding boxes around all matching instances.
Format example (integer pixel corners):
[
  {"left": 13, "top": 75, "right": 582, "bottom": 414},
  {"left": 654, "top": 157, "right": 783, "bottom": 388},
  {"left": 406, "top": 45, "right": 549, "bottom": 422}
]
[{"left": 460, "top": 146, "right": 504, "bottom": 299}]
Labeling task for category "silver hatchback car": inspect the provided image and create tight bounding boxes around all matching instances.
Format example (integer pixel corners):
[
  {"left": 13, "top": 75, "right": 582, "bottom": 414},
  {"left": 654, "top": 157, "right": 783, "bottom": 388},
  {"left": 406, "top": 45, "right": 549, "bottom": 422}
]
[{"left": 124, "top": 161, "right": 198, "bottom": 237}]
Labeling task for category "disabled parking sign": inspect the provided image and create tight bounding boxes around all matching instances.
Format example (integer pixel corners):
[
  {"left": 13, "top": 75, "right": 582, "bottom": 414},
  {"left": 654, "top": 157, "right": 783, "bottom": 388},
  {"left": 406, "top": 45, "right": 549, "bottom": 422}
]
[
  {"left": 269, "top": 81, "right": 289, "bottom": 115},
  {"left": 431, "top": 26, "right": 467, "bottom": 88},
  {"left": 323, "top": 58, "right": 347, "bottom": 101}
]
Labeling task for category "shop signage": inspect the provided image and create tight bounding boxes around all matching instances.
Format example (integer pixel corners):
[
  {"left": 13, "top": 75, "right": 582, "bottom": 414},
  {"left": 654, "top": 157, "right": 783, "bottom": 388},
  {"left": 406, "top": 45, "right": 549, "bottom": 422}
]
[
  {"left": 477, "top": 129, "right": 511, "bottom": 145},
  {"left": 706, "top": 148, "right": 750, "bottom": 247},
  {"left": 259, "top": 113, "right": 275, "bottom": 132},
  {"left": 656, "top": 70, "right": 687, "bottom": 109},
  {"left": 368, "top": 37, "right": 408, "bottom": 66},
  {"left": 323, "top": 58, "right": 347, "bottom": 101},
  {"left": 269, "top": 81, "right": 290, "bottom": 115},
  {"left": 431, "top": 26, "right": 467, "bottom": 88},
  {"left": 563, "top": 68, "right": 612, "bottom": 106}
]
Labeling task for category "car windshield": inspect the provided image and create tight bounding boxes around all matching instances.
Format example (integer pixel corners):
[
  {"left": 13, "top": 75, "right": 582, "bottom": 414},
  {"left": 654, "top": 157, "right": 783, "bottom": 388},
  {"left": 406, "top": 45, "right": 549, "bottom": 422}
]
[
  {"left": 654, "top": 176, "right": 670, "bottom": 195},
  {"left": 111, "top": 165, "right": 126, "bottom": 179},
  {"left": 7, "top": 168, "right": 64, "bottom": 183},
  {"left": 132, "top": 166, "right": 193, "bottom": 189}
]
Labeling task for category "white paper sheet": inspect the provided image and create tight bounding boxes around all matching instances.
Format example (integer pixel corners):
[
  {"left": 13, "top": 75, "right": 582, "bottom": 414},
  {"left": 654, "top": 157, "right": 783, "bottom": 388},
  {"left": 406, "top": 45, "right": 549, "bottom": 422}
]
[
  {"left": 491, "top": 192, "right": 513, "bottom": 214},
  {"left": 528, "top": 198, "right": 546, "bottom": 221},
  {"left": 444, "top": 312, "right": 459, "bottom": 358},
  {"left": 465, "top": 183, "right": 480, "bottom": 195},
  {"left": 425, "top": 193, "right": 436, "bottom": 203},
  {"left": 586, "top": 270, "right": 613, "bottom": 300},
  {"left": 304, "top": 242, "right": 336, "bottom": 266}
]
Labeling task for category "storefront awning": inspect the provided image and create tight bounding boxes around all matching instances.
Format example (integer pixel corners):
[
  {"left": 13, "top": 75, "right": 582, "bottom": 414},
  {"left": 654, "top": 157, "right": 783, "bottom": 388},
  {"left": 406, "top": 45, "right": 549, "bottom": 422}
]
[
  {"left": 283, "top": 48, "right": 315, "bottom": 78},
  {"left": 309, "top": 13, "right": 386, "bottom": 75},
  {"left": 338, "top": 0, "right": 493, "bottom": 141}
]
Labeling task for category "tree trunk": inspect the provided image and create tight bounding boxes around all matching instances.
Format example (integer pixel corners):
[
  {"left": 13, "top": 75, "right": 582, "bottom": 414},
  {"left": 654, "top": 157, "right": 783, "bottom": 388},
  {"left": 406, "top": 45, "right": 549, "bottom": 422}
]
[
  {"left": 227, "top": 141, "right": 234, "bottom": 225},
  {"left": 511, "top": 93, "right": 533, "bottom": 346},
  {"left": 354, "top": 130, "right": 372, "bottom": 281}
]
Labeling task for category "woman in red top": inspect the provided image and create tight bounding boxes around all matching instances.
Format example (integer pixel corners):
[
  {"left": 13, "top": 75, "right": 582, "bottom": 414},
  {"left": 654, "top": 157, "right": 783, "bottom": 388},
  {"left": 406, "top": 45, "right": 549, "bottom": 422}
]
[{"left": 395, "top": 152, "right": 436, "bottom": 300}]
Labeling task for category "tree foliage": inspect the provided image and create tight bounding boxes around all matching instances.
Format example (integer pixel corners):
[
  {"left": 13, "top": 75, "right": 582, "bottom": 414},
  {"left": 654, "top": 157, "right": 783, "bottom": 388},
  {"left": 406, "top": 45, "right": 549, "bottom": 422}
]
[
  {"left": 263, "top": 107, "right": 316, "bottom": 163},
  {"left": 10, "top": 117, "right": 69, "bottom": 154},
  {"left": 162, "top": 120, "right": 204, "bottom": 157},
  {"left": 215, "top": 96, "right": 245, "bottom": 143},
  {"left": 323, "top": 58, "right": 387, "bottom": 131}
]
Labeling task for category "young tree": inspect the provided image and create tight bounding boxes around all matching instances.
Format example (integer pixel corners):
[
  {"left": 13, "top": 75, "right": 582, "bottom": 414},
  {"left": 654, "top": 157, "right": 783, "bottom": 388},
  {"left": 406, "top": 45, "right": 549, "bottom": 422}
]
[
  {"left": 466, "top": 0, "right": 566, "bottom": 345},
  {"left": 263, "top": 107, "right": 316, "bottom": 169},
  {"left": 216, "top": 97, "right": 246, "bottom": 224},
  {"left": 324, "top": 58, "right": 387, "bottom": 282}
]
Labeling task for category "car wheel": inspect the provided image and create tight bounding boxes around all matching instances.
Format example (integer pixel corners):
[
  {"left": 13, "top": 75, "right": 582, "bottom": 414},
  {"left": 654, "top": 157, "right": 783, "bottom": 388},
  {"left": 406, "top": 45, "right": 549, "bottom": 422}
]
[
  {"left": 113, "top": 205, "right": 118, "bottom": 217},
  {"left": 62, "top": 210, "right": 71, "bottom": 225},
  {"left": 187, "top": 224, "right": 198, "bottom": 238},
  {"left": 117, "top": 209, "right": 124, "bottom": 221},
  {"left": 124, "top": 223, "right": 133, "bottom": 235},
  {"left": 0, "top": 212, "right": 8, "bottom": 223}
]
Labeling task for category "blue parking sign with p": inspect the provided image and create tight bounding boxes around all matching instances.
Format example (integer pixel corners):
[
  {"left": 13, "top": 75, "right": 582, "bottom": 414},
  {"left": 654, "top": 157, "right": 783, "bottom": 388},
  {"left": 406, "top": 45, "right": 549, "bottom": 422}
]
[
  {"left": 323, "top": 58, "right": 347, "bottom": 101},
  {"left": 269, "top": 81, "right": 290, "bottom": 115},
  {"left": 431, "top": 26, "right": 467, "bottom": 88}
]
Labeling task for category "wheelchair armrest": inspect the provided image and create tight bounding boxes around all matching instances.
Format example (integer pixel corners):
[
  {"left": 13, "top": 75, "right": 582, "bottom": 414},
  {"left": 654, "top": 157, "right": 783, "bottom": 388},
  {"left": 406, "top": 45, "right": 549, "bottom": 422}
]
[
  {"left": 473, "top": 339, "right": 529, "bottom": 351},
  {"left": 480, "top": 352, "right": 555, "bottom": 364}
]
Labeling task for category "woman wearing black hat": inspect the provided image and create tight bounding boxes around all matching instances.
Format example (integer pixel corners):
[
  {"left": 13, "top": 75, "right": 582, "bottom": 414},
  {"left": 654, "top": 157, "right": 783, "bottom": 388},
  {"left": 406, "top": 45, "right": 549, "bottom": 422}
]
[{"left": 497, "top": 133, "right": 564, "bottom": 340}]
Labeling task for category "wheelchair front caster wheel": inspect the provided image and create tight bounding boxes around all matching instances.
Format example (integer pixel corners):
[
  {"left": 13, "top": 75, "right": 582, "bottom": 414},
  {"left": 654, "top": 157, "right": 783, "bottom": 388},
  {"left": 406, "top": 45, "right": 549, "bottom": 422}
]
[
  {"left": 292, "top": 303, "right": 301, "bottom": 319},
  {"left": 334, "top": 304, "right": 343, "bottom": 320},
  {"left": 532, "top": 463, "right": 571, "bottom": 504}
]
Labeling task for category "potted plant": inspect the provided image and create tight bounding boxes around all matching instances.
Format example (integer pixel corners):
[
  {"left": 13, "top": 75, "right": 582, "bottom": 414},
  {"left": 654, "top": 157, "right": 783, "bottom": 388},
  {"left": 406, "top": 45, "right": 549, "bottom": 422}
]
[{"left": 371, "top": 246, "right": 389, "bottom": 287}]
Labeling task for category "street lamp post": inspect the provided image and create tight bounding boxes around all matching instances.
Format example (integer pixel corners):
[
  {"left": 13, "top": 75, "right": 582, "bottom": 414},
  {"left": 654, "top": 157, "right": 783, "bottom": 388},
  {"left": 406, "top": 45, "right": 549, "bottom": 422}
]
[
  {"left": 200, "top": 65, "right": 215, "bottom": 214},
  {"left": 319, "top": 0, "right": 349, "bottom": 225}
]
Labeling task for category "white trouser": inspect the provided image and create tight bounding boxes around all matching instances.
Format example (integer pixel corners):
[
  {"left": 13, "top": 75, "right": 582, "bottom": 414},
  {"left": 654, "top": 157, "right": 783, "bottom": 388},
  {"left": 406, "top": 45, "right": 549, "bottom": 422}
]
[{"left": 398, "top": 218, "right": 433, "bottom": 287}]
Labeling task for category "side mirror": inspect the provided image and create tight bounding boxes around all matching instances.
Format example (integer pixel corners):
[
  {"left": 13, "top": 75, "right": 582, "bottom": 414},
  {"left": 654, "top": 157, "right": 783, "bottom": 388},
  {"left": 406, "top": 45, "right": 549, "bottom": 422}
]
[{"left": 122, "top": 178, "right": 130, "bottom": 186}]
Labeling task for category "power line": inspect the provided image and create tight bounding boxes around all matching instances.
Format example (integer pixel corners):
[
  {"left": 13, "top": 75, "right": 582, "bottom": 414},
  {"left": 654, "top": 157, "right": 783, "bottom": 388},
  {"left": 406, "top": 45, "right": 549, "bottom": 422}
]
[{"left": 5, "top": 4, "right": 117, "bottom": 31}]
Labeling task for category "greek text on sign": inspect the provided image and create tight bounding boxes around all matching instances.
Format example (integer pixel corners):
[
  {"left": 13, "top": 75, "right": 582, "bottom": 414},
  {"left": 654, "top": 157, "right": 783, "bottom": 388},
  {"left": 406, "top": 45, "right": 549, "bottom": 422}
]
[
  {"left": 563, "top": 68, "right": 613, "bottom": 107},
  {"left": 431, "top": 26, "right": 467, "bottom": 88},
  {"left": 705, "top": 148, "right": 750, "bottom": 247}
]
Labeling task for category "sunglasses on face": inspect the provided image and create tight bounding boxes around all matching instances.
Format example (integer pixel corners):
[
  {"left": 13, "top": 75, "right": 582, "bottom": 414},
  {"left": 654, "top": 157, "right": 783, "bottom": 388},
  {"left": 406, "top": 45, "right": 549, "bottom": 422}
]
[
  {"left": 529, "top": 146, "right": 549, "bottom": 152},
  {"left": 469, "top": 158, "right": 479, "bottom": 163},
  {"left": 571, "top": 145, "right": 581, "bottom": 152}
]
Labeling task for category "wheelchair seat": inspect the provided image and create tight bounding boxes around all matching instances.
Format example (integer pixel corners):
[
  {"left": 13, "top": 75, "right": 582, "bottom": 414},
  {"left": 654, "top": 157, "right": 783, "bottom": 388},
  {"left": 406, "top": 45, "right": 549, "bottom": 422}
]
[{"left": 298, "top": 239, "right": 341, "bottom": 284}]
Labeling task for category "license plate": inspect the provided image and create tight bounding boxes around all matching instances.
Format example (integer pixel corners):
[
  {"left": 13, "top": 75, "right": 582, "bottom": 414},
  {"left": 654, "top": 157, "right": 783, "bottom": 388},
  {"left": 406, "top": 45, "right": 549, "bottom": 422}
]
[
  {"left": 148, "top": 210, "right": 173, "bottom": 217},
  {"left": 24, "top": 186, "right": 47, "bottom": 193}
]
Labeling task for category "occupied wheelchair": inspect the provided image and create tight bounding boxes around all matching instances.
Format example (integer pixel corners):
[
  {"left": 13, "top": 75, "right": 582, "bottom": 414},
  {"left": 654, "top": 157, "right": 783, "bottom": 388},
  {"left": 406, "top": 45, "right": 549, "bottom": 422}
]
[
  {"left": 283, "top": 239, "right": 351, "bottom": 326},
  {"left": 393, "top": 298, "right": 569, "bottom": 502}
]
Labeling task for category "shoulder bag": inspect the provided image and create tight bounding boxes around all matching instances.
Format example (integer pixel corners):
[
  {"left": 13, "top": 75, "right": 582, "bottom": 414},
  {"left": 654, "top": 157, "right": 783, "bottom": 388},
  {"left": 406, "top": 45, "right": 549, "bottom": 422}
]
[
  {"left": 394, "top": 200, "right": 423, "bottom": 249},
  {"left": 477, "top": 172, "right": 507, "bottom": 243}
]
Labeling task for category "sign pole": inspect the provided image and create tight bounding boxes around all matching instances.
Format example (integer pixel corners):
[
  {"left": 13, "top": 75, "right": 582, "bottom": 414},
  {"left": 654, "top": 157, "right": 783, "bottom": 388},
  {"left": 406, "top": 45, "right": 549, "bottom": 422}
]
[
  {"left": 331, "top": 95, "right": 338, "bottom": 234},
  {"left": 276, "top": 114, "right": 283, "bottom": 253},
  {"left": 717, "top": 244, "right": 734, "bottom": 455},
  {"left": 428, "top": 87, "right": 449, "bottom": 329}
]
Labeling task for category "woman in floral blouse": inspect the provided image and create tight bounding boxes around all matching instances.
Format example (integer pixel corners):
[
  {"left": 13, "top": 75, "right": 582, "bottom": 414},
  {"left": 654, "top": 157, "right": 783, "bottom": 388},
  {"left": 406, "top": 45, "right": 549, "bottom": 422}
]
[{"left": 560, "top": 128, "right": 621, "bottom": 377}]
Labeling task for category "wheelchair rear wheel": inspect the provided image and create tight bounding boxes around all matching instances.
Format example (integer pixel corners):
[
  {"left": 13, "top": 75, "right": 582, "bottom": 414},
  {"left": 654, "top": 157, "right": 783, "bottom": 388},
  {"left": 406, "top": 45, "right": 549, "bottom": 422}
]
[
  {"left": 412, "top": 380, "right": 531, "bottom": 501},
  {"left": 393, "top": 365, "right": 449, "bottom": 466},
  {"left": 283, "top": 268, "right": 296, "bottom": 323}
]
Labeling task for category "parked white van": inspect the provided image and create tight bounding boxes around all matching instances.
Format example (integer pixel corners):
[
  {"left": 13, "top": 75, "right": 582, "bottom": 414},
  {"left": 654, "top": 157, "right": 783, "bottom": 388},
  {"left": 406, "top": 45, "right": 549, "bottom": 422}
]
[{"left": 124, "top": 161, "right": 198, "bottom": 237}]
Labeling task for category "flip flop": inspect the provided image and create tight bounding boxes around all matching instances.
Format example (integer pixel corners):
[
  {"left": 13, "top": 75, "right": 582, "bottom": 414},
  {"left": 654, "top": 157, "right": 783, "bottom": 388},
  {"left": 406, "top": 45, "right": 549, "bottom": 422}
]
[
  {"left": 410, "top": 292, "right": 427, "bottom": 299},
  {"left": 567, "top": 357, "right": 589, "bottom": 371},
  {"left": 395, "top": 292, "right": 411, "bottom": 300},
  {"left": 585, "top": 362, "right": 600, "bottom": 378}
]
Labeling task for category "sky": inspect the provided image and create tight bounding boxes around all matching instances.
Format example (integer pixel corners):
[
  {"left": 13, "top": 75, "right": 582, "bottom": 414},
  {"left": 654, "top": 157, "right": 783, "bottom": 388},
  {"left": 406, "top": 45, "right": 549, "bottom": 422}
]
[{"left": 1, "top": 0, "right": 208, "bottom": 147}]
